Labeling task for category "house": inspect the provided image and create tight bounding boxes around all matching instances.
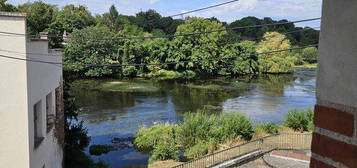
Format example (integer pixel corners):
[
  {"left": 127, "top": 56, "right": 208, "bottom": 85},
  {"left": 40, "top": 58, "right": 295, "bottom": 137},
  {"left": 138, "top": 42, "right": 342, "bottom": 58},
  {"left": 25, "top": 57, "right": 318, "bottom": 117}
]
[{"left": 0, "top": 12, "right": 63, "bottom": 168}]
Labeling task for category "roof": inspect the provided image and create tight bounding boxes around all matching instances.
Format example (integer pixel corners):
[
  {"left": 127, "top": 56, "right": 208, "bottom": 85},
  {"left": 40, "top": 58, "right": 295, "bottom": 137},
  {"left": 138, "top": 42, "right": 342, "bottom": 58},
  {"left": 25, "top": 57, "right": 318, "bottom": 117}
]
[{"left": 0, "top": 12, "right": 27, "bottom": 18}]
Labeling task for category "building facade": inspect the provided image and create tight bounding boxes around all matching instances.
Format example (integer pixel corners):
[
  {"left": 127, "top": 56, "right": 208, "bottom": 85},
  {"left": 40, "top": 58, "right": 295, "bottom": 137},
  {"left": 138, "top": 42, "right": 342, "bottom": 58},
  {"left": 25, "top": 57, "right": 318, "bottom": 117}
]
[
  {"left": 0, "top": 12, "right": 63, "bottom": 168},
  {"left": 311, "top": 1, "right": 357, "bottom": 168}
]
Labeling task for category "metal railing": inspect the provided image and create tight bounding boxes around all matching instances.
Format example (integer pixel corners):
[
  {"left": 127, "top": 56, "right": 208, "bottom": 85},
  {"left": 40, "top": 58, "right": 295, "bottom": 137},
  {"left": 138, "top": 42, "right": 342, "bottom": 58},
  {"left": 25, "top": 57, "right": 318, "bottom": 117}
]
[{"left": 172, "top": 133, "right": 312, "bottom": 168}]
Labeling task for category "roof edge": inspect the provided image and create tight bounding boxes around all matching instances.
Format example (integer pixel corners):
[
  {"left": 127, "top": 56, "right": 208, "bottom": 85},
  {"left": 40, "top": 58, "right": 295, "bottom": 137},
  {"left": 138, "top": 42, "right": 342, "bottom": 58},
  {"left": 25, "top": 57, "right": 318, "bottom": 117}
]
[{"left": 0, "top": 12, "right": 27, "bottom": 18}]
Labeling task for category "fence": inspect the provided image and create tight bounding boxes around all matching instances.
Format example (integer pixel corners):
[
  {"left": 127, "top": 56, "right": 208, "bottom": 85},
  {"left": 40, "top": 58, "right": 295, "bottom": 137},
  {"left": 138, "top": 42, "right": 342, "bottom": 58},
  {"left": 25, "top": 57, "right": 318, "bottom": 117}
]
[{"left": 171, "top": 133, "right": 312, "bottom": 168}]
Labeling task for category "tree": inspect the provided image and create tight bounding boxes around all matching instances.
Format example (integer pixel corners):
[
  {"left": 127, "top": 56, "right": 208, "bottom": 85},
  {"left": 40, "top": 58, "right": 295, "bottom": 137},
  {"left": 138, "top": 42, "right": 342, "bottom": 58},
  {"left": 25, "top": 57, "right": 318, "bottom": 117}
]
[
  {"left": 18, "top": 1, "right": 56, "bottom": 35},
  {"left": 301, "top": 47, "right": 318, "bottom": 63},
  {"left": 0, "top": 0, "right": 17, "bottom": 12},
  {"left": 257, "top": 32, "right": 296, "bottom": 73},
  {"left": 221, "top": 41, "right": 259, "bottom": 75},
  {"left": 99, "top": 5, "right": 128, "bottom": 31},
  {"left": 135, "top": 9, "right": 162, "bottom": 32},
  {"left": 169, "top": 17, "right": 227, "bottom": 74},
  {"left": 64, "top": 26, "right": 123, "bottom": 77},
  {"left": 158, "top": 17, "right": 183, "bottom": 35},
  {"left": 48, "top": 4, "right": 95, "bottom": 48},
  {"left": 229, "top": 16, "right": 262, "bottom": 40}
]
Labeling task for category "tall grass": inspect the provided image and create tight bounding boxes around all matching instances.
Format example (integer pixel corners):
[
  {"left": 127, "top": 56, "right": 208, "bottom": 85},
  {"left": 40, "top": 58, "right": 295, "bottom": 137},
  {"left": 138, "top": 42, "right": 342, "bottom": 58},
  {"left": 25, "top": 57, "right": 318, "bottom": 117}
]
[
  {"left": 284, "top": 109, "right": 314, "bottom": 132},
  {"left": 135, "top": 108, "right": 313, "bottom": 163},
  {"left": 135, "top": 111, "right": 253, "bottom": 162}
]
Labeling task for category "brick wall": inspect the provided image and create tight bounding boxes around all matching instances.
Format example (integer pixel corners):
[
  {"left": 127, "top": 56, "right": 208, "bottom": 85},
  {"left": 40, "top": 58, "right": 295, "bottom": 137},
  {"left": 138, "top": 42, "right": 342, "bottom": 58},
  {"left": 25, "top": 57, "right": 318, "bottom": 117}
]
[{"left": 310, "top": 103, "right": 357, "bottom": 168}]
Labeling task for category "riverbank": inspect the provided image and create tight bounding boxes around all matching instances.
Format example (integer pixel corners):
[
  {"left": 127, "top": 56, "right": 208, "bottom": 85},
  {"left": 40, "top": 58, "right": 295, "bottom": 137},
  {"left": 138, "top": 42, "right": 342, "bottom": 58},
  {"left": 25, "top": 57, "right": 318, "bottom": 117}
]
[{"left": 134, "top": 109, "right": 313, "bottom": 165}]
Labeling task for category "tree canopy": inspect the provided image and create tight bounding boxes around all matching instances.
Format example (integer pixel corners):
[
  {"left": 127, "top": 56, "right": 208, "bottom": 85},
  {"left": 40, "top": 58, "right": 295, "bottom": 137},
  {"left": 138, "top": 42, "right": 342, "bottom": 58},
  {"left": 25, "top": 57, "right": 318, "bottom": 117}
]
[{"left": 2, "top": 1, "right": 319, "bottom": 77}]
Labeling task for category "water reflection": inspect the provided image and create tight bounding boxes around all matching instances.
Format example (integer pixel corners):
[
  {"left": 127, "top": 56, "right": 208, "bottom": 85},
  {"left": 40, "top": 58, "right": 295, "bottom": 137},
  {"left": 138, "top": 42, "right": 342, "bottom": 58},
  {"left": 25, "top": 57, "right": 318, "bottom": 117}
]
[{"left": 72, "top": 68, "right": 316, "bottom": 168}]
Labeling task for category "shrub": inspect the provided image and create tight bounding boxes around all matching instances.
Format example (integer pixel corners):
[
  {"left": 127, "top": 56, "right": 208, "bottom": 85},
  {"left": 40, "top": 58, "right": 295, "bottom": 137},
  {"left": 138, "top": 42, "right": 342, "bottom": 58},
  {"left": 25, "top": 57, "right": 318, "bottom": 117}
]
[
  {"left": 217, "top": 113, "right": 254, "bottom": 141},
  {"left": 149, "top": 138, "right": 180, "bottom": 163},
  {"left": 301, "top": 47, "right": 318, "bottom": 63},
  {"left": 134, "top": 124, "right": 178, "bottom": 153},
  {"left": 184, "top": 141, "right": 207, "bottom": 159},
  {"left": 184, "top": 139, "right": 218, "bottom": 159},
  {"left": 255, "top": 122, "right": 279, "bottom": 135},
  {"left": 177, "top": 111, "right": 217, "bottom": 148},
  {"left": 284, "top": 109, "right": 314, "bottom": 132}
]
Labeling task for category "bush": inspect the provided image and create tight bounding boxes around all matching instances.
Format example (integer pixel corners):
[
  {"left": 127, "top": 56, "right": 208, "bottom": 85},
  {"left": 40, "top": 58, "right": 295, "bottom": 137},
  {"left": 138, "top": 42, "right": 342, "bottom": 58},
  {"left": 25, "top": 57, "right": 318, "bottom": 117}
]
[
  {"left": 217, "top": 113, "right": 254, "bottom": 141},
  {"left": 301, "top": 47, "right": 318, "bottom": 63},
  {"left": 284, "top": 109, "right": 314, "bottom": 132},
  {"left": 177, "top": 111, "right": 217, "bottom": 148},
  {"left": 255, "top": 122, "right": 279, "bottom": 135},
  {"left": 149, "top": 138, "right": 180, "bottom": 163},
  {"left": 134, "top": 124, "right": 178, "bottom": 153},
  {"left": 136, "top": 111, "right": 255, "bottom": 162}
]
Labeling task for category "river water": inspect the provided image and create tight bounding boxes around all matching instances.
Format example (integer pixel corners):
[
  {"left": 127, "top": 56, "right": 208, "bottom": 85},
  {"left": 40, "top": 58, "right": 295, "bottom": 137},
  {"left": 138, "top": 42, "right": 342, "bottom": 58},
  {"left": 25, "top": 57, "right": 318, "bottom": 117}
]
[{"left": 71, "top": 68, "right": 316, "bottom": 168}]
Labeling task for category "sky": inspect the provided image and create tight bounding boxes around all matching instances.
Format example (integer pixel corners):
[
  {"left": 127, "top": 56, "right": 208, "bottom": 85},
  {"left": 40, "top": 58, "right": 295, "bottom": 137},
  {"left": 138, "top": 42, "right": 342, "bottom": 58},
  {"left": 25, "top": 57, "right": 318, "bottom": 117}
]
[{"left": 7, "top": 0, "right": 322, "bottom": 27}]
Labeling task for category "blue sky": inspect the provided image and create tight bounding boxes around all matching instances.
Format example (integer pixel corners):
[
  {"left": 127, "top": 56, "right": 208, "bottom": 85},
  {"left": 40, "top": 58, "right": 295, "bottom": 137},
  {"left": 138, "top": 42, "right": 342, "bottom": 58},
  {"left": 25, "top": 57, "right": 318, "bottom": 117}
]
[{"left": 8, "top": 0, "right": 322, "bottom": 27}]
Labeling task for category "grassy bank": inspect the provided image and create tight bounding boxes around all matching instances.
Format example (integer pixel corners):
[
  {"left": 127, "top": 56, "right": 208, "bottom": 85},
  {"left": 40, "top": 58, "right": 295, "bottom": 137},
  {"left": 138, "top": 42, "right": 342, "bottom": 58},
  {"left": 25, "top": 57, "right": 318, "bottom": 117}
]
[{"left": 134, "top": 109, "right": 314, "bottom": 164}]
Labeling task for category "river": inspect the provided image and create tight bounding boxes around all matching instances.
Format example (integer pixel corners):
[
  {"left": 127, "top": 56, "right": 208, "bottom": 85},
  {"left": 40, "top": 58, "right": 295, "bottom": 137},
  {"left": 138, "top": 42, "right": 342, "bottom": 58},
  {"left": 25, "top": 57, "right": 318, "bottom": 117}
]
[{"left": 71, "top": 68, "right": 316, "bottom": 168}]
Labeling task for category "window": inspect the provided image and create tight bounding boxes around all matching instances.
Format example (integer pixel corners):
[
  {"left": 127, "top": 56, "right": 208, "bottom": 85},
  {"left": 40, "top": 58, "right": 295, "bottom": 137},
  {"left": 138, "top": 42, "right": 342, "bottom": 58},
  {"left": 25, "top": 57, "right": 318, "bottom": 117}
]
[
  {"left": 46, "top": 92, "right": 54, "bottom": 132},
  {"left": 34, "top": 101, "right": 44, "bottom": 149}
]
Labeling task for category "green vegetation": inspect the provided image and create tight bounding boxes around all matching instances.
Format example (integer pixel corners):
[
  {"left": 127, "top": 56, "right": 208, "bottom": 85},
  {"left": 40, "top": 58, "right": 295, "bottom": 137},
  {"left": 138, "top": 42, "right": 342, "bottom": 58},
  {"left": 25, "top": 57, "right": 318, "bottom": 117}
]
[
  {"left": 71, "top": 79, "right": 159, "bottom": 92},
  {"left": 135, "top": 109, "right": 313, "bottom": 163},
  {"left": 284, "top": 109, "right": 314, "bottom": 132},
  {"left": 255, "top": 122, "right": 280, "bottom": 135},
  {"left": 257, "top": 32, "right": 296, "bottom": 73},
  {"left": 134, "top": 111, "right": 253, "bottom": 163},
  {"left": 1, "top": 1, "right": 319, "bottom": 78}
]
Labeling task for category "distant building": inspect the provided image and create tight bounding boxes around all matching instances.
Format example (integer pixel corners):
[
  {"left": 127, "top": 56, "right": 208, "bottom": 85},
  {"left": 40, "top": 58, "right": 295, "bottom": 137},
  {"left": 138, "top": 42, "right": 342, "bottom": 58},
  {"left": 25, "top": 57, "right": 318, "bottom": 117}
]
[{"left": 0, "top": 12, "right": 63, "bottom": 168}]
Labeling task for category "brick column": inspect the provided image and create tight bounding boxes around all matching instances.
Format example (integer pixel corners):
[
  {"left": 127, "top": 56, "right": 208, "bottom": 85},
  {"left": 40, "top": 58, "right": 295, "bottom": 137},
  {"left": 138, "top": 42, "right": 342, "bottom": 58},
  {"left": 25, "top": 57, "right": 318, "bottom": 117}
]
[{"left": 310, "top": 1, "right": 357, "bottom": 168}]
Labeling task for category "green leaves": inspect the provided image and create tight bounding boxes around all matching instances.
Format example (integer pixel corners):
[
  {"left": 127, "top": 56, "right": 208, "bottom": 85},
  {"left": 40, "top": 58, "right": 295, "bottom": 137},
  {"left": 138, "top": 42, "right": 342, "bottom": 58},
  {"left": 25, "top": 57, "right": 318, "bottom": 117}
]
[
  {"left": 257, "top": 32, "right": 296, "bottom": 73},
  {"left": 284, "top": 109, "right": 314, "bottom": 132}
]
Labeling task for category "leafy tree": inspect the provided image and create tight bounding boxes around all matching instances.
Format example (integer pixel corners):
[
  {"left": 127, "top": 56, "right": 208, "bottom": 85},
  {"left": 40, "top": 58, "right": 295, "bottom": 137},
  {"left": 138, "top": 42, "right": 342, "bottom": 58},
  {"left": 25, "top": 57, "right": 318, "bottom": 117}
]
[
  {"left": 18, "top": 1, "right": 56, "bottom": 35},
  {"left": 229, "top": 17, "right": 319, "bottom": 45},
  {"left": 257, "top": 32, "right": 296, "bottom": 73},
  {"left": 98, "top": 5, "right": 129, "bottom": 31},
  {"left": 230, "top": 16, "right": 262, "bottom": 40},
  {"left": 135, "top": 9, "right": 162, "bottom": 32},
  {"left": 301, "top": 47, "right": 318, "bottom": 63},
  {"left": 48, "top": 4, "right": 95, "bottom": 48},
  {"left": 220, "top": 41, "right": 258, "bottom": 75},
  {"left": 0, "top": 0, "right": 17, "bottom": 12},
  {"left": 158, "top": 17, "right": 183, "bottom": 35},
  {"left": 169, "top": 17, "right": 227, "bottom": 74},
  {"left": 64, "top": 26, "right": 122, "bottom": 77}
]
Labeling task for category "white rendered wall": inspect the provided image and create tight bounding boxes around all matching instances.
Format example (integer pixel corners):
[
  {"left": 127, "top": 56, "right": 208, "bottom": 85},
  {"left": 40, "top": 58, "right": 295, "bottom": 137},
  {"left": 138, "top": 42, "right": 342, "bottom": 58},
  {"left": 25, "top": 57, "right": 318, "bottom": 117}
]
[
  {"left": 0, "top": 13, "right": 63, "bottom": 168},
  {"left": 0, "top": 15, "right": 30, "bottom": 168},
  {"left": 27, "top": 41, "right": 63, "bottom": 168}
]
